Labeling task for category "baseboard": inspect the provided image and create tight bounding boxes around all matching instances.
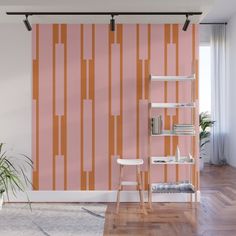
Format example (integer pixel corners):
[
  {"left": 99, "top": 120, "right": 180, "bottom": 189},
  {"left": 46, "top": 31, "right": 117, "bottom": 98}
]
[{"left": 6, "top": 191, "right": 201, "bottom": 203}]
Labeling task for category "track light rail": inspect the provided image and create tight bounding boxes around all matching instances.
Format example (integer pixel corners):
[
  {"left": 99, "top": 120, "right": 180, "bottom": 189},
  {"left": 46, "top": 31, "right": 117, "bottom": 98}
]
[
  {"left": 7, "top": 11, "right": 202, "bottom": 16},
  {"left": 6, "top": 11, "right": 202, "bottom": 32}
]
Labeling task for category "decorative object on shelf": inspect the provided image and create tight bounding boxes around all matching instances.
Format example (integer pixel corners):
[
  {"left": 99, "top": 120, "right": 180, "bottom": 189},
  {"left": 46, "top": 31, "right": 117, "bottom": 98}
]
[
  {"left": 175, "top": 146, "right": 180, "bottom": 162},
  {"left": 187, "top": 153, "right": 194, "bottom": 162},
  {"left": 0, "top": 143, "right": 33, "bottom": 209},
  {"left": 199, "top": 112, "right": 215, "bottom": 171},
  {"left": 151, "top": 115, "right": 162, "bottom": 135},
  {"left": 151, "top": 156, "right": 195, "bottom": 164}
]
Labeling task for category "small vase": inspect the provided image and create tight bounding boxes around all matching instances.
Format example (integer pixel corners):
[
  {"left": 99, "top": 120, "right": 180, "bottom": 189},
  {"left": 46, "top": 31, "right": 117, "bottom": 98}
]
[{"left": 175, "top": 146, "right": 180, "bottom": 162}]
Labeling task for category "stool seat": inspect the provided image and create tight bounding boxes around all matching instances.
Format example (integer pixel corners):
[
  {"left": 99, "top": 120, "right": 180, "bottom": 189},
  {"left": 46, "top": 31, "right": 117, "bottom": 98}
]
[
  {"left": 121, "top": 181, "right": 138, "bottom": 186},
  {"left": 117, "top": 158, "right": 144, "bottom": 166}
]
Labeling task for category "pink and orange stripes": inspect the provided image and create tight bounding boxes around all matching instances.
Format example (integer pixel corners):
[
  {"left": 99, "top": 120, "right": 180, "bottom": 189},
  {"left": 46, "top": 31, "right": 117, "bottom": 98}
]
[{"left": 32, "top": 24, "right": 199, "bottom": 191}]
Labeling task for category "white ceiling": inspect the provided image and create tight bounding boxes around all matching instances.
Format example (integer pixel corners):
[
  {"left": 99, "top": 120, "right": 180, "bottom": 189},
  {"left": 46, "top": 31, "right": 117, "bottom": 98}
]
[
  {"left": 0, "top": 0, "right": 213, "bottom": 24},
  {"left": 202, "top": 0, "right": 236, "bottom": 22},
  {"left": 0, "top": 0, "right": 234, "bottom": 24}
]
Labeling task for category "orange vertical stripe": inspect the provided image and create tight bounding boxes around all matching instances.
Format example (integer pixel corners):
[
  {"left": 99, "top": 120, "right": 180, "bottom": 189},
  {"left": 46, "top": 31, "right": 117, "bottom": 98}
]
[
  {"left": 89, "top": 24, "right": 95, "bottom": 190},
  {"left": 192, "top": 25, "right": 198, "bottom": 189},
  {"left": 32, "top": 61, "right": 38, "bottom": 100},
  {"left": 33, "top": 24, "right": 39, "bottom": 190},
  {"left": 80, "top": 25, "right": 87, "bottom": 190},
  {"left": 143, "top": 25, "right": 151, "bottom": 189},
  {"left": 136, "top": 24, "right": 141, "bottom": 160},
  {"left": 173, "top": 24, "right": 179, "bottom": 182},
  {"left": 52, "top": 24, "right": 59, "bottom": 190},
  {"left": 108, "top": 29, "right": 115, "bottom": 190},
  {"left": 164, "top": 24, "right": 171, "bottom": 182},
  {"left": 145, "top": 60, "right": 150, "bottom": 99},
  {"left": 136, "top": 24, "right": 141, "bottom": 191},
  {"left": 192, "top": 24, "right": 196, "bottom": 160},
  {"left": 61, "top": 24, "right": 68, "bottom": 190}
]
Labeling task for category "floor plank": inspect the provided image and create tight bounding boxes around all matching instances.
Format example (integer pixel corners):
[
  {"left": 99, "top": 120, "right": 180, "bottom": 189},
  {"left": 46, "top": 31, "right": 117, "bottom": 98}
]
[{"left": 104, "top": 164, "right": 236, "bottom": 236}]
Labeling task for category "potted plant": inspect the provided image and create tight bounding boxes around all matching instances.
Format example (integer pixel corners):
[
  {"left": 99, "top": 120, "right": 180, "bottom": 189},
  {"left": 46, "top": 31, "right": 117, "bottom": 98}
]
[
  {"left": 199, "top": 112, "right": 215, "bottom": 171},
  {"left": 0, "top": 143, "right": 32, "bottom": 209}
]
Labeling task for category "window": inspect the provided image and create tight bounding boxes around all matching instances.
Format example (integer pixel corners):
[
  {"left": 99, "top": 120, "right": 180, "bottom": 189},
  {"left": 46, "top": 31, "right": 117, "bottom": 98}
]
[{"left": 199, "top": 45, "right": 211, "bottom": 113}]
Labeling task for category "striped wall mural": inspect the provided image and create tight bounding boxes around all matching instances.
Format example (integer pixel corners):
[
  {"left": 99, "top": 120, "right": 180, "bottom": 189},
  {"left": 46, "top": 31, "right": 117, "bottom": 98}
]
[{"left": 32, "top": 24, "right": 199, "bottom": 191}]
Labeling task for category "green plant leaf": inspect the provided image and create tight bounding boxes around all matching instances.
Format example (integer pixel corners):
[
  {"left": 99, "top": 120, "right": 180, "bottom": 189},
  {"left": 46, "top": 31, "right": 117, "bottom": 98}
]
[{"left": 0, "top": 143, "right": 33, "bottom": 205}]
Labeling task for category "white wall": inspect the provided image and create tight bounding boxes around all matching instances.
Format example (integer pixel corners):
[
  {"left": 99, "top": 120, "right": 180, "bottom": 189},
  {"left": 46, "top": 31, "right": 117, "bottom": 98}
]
[
  {"left": 0, "top": 24, "right": 32, "bottom": 175},
  {"left": 227, "top": 13, "right": 236, "bottom": 167},
  {"left": 199, "top": 25, "right": 211, "bottom": 163},
  {"left": 200, "top": 24, "right": 212, "bottom": 44}
]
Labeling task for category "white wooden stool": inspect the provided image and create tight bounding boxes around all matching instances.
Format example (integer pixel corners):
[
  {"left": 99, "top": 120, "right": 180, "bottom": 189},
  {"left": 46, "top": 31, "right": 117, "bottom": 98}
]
[{"left": 116, "top": 158, "right": 146, "bottom": 214}]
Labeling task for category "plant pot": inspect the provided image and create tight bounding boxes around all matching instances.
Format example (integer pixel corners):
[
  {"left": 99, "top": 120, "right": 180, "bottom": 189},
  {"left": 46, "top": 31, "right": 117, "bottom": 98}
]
[
  {"left": 0, "top": 194, "right": 3, "bottom": 210},
  {"left": 199, "top": 158, "right": 204, "bottom": 171}
]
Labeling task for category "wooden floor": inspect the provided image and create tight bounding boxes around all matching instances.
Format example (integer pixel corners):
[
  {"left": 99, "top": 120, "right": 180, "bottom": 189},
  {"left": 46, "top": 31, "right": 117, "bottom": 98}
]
[{"left": 104, "top": 164, "right": 236, "bottom": 236}]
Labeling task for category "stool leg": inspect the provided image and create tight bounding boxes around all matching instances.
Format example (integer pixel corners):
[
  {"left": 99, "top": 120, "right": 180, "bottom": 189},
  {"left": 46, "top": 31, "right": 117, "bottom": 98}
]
[
  {"left": 116, "top": 165, "right": 124, "bottom": 214},
  {"left": 137, "top": 166, "right": 146, "bottom": 214}
]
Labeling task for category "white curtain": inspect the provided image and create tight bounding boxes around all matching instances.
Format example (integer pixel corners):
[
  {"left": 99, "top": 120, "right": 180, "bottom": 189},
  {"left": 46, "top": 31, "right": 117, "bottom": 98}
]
[{"left": 210, "top": 24, "right": 228, "bottom": 165}]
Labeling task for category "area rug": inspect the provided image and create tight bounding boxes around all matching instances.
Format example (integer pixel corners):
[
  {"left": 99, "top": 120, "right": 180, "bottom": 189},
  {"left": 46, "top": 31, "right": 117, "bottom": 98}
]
[{"left": 0, "top": 203, "right": 107, "bottom": 236}]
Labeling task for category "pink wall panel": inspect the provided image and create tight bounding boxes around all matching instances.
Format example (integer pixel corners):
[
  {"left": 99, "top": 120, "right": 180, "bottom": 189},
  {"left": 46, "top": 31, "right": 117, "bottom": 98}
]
[
  {"left": 32, "top": 100, "right": 37, "bottom": 171},
  {"left": 150, "top": 25, "right": 165, "bottom": 104},
  {"left": 83, "top": 100, "right": 92, "bottom": 171},
  {"left": 32, "top": 25, "right": 36, "bottom": 60},
  {"left": 55, "top": 155, "right": 64, "bottom": 190},
  {"left": 55, "top": 44, "right": 65, "bottom": 116},
  {"left": 122, "top": 25, "right": 137, "bottom": 158},
  {"left": 83, "top": 24, "right": 92, "bottom": 60},
  {"left": 67, "top": 24, "right": 81, "bottom": 190},
  {"left": 167, "top": 44, "right": 176, "bottom": 116},
  {"left": 167, "top": 41, "right": 177, "bottom": 182},
  {"left": 94, "top": 25, "right": 109, "bottom": 190},
  {"left": 139, "top": 100, "right": 148, "bottom": 171},
  {"left": 33, "top": 24, "right": 198, "bottom": 191},
  {"left": 139, "top": 24, "right": 148, "bottom": 60},
  {"left": 38, "top": 25, "right": 53, "bottom": 190},
  {"left": 122, "top": 25, "right": 137, "bottom": 183},
  {"left": 150, "top": 24, "right": 165, "bottom": 183},
  {"left": 111, "top": 44, "right": 120, "bottom": 116}
]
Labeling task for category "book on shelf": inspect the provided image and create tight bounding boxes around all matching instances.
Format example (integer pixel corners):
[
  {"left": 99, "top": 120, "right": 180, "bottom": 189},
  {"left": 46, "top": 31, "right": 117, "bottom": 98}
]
[{"left": 173, "top": 124, "right": 195, "bottom": 134}]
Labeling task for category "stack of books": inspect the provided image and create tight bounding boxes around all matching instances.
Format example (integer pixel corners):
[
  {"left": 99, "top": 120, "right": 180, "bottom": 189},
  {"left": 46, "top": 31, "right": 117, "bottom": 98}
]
[
  {"left": 152, "top": 180, "right": 195, "bottom": 193},
  {"left": 173, "top": 124, "right": 195, "bottom": 135}
]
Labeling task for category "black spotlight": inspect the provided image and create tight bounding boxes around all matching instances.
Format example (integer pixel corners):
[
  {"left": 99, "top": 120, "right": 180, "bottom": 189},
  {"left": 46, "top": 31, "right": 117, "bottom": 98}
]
[
  {"left": 182, "top": 14, "right": 190, "bottom": 31},
  {"left": 23, "top": 15, "right": 32, "bottom": 31},
  {"left": 110, "top": 15, "right": 115, "bottom": 32}
]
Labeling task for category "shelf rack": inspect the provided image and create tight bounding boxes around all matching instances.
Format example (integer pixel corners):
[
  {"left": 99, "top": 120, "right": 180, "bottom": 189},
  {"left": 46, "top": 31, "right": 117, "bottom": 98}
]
[
  {"left": 150, "top": 156, "right": 195, "bottom": 165},
  {"left": 151, "top": 130, "right": 196, "bottom": 137},
  {"left": 151, "top": 102, "right": 196, "bottom": 109},
  {"left": 148, "top": 74, "right": 198, "bottom": 207},
  {"left": 150, "top": 74, "right": 195, "bottom": 81}
]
